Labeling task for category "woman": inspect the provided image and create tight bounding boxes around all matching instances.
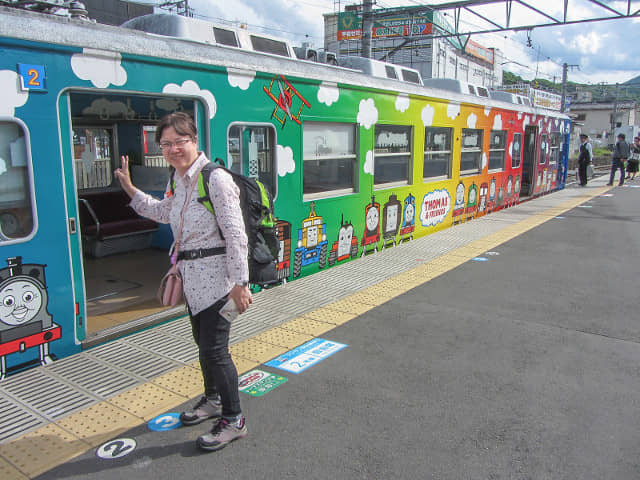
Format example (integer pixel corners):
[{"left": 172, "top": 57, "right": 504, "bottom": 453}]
[
  {"left": 114, "top": 112, "right": 252, "bottom": 452},
  {"left": 628, "top": 136, "right": 640, "bottom": 181}
]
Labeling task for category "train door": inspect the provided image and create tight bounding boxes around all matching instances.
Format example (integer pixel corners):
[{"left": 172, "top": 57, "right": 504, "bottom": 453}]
[
  {"left": 227, "top": 124, "right": 277, "bottom": 199},
  {"left": 520, "top": 125, "right": 537, "bottom": 198},
  {"left": 60, "top": 91, "right": 205, "bottom": 345}
]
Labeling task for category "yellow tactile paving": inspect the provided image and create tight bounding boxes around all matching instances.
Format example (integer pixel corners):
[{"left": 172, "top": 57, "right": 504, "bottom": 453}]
[
  {"left": 358, "top": 284, "right": 407, "bottom": 300},
  {"left": 0, "top": 456, "right": 28, "bottom": 480},
  {"left": 324, "top": 299, "right": 376, "bottom": 315},
  {"left": 55, "top": 402, "right": 142, "bottom": 447},
  {"left": 230, "top": 338, "right": 288, "bottom": 363},
  {"left": 302, "top": 308, "right": 356, "bottom": 325},
  {"left": 232, "top": 355, "right": 260, "bottom": 375},
  {"left": 250, "top": 327, "right": 314, "bottom": 349},
  {"left": 151, "top": 365, "right": 204, "bottom": 399},
  {"left": 280, "top": 317, "right": 336, "bottom": 336},
  {"left": 0, "top": 424, "right": 89, "bottom": 478},
  {"left": 107, "top": 383, "right": 185, "bottom": 421},
  {"left": 343, "top": 292, "right": 384, "bottom": 306}
]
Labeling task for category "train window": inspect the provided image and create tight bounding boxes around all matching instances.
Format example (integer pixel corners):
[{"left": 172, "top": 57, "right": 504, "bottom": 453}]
[
  {"left": 374, "top": 125, "right": 412, "bottom": 188},
  {"left": 401, "top": 70, "right": 421, "bottom": 84},
  {"left": 73, "top": 127, "right": 114, "bottom": 189},
  {"left": 461, "top": 129, "right": 483, "bottom": 174},
  {"left": 511, "top": 132, "right": 523, "bottom": 168},
  {"left": 142, "top": 125, "right": 169, "bottom": 168},
  {"left": 213, "top": 27, "right": 238, "bottom": 47},
  {"left": 488, "top": 130, "right": 507, "bottom": 171},
  {"left": 424, "top": 127, "right": 452, "bottom": 179},
  {"left": 468, "top": 85, "right": 477, "bottom": 95},
  {"left": 250, "top": 35, "right": 290, "bottom": 57},
  {"left": 302, "top": 122, "right": 356, "bottom": 199},
  {"left": 0, "top": 120, "right": 35, "bottom": 241},
  {"left": 477, "top": 87, "right": 489, "bottom": 98},
  {"left": 227, "top": 124, "right": 277, "bottom": 198},
  {"left": 385, "top": 66, "right": 398, "bottom": 79},
  {"left": 539, "top": 134, "right": 548, "bottom": 164},
  {"left": 549, "top": 133, "right": 561, "bottom": 165}
]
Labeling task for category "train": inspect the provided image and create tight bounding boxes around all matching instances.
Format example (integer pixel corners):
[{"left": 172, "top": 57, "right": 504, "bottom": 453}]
[{"left": 0, "top": 8, "right": 570, "bottom": 377}]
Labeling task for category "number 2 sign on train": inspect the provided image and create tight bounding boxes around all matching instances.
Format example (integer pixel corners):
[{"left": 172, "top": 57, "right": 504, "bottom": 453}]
[{"left": 0, "top": 8, "right": 570, "bottom": 376}]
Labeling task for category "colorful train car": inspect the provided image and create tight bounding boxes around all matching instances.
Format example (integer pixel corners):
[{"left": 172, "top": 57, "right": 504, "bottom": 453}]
[{"left": 0, "top": 9, "right": 570, "bottom": 376}]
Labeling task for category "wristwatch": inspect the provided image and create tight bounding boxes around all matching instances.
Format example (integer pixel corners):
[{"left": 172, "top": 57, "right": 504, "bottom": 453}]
[{"left": 235, "top": 281, "right": 249, "bottom": 288}]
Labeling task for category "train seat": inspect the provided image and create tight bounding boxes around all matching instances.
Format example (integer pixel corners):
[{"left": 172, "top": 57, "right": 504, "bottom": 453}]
[{"left": 78, "top": 190, "right": 158, "bottom": 257}]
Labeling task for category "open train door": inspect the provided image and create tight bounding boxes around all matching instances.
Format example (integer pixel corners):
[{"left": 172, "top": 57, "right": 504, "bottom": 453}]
[{"left": 520, "top": 125, "right": 538, "bottom": 198}]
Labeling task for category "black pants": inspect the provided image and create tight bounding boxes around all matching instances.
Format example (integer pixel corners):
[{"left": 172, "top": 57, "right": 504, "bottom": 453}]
[
  {"left": 609, "top": 160, "right": 625, "bottom": 185},
  {"left": 578, "top": 161, "right": 589, "bottom": 186},
  {"left": 189, "top": 296, "right": 241, "bottom": 417}
]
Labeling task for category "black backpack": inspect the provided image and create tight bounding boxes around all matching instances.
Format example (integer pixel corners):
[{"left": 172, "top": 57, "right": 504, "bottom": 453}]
[{"left": 170, "top": 160, "right": 280, "bottom": 286}]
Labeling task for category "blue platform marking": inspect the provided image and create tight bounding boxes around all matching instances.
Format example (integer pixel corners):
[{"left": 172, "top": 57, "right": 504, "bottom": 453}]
[
  {"left": 148, "top": 413, "right": 182, "bottom": 431},
  {"left": 265, "top": 338, "right": 347, "bottom": 374},
  {"left": 472, "top": 257, "right": 489, "bottom": 262}
]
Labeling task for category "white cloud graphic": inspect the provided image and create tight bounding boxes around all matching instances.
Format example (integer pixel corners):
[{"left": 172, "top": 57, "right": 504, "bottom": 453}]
[
  {"left": 363, "top": 150, "right": 374, "bottom": 175},
  {"left": 484, "top": 106, "right": 491, "bottom": 116},
  {"left": 357, "top": 98, "right": 378, "bottom": 129},
  {"left": 467, "top": 113, "right": 478, "bottom": 128},
  {"left": 482, "top": 152, "right": 487, "bottom": 170},
  {"left": 420, "top": 189, "right": 451, "bottom": 227},
  {"left": 318, "top": 81, "right": 339, "bottom": 106},
  {"left": 82, "top": 98, "right": 135, "bottom": 119},
  {"left": 277, "top": 145, "right": 295, "bottom": 177},
  {"left": 421, "top": 104, "right": 435, "bottom": 126},
  {"left": 70, "top": 48, "right": 127, "bottom": 88},
  {"left": 447, "top": 103, "right": 460, "bottom": 119},
  {"left": 163, "top": 80, "right": 216, "bottom": 119},
  {"left": 155, "top": 98, "right": 182, "bottom": 112},
  {"left": 517, "top": 112, "right": 523, "bottom": 120},
  {"left": 395, "top": 93, "right": 410, "bottom": 113},
  {"left": 0, "top": 70, "right": 28, "bottom": 115},
  {"left": 227, "top": 68, "right": 256, "bottom": 90},
  {"left": 493, "top": 114, "right": 503, "bottom": 130}
]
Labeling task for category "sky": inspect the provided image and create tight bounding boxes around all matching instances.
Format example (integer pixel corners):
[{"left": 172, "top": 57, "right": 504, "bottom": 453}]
[{"left": 157, "top": 0, "right": 640, "bottom": 86}]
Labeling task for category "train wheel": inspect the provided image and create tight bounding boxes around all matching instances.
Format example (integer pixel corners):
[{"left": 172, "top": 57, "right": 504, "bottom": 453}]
[
  {"left": 328, "top": 250, "right": 336, "bottom": 267},
  {"left": 293, "top": 251, "right": 302, "bottom": 278},
  {"left": 319, "top": 244, "right": 328, "bottom": 269}
]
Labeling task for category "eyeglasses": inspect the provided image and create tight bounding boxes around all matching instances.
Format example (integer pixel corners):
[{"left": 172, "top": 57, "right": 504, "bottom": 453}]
[{"left": 159, "top": 138, "right": 192, "bottom": 150}]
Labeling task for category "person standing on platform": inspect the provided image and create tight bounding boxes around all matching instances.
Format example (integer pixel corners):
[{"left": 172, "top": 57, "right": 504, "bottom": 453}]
[
  {"left": 607, "top": 133, "right": 630, "bottom": 186},
  {"left": 114, "top": 112, "right": 251, "bottom": 452},
  {"left": 577, "top": 134, "right": 592, "bottom": 186},
  {"left": 627, "top": 136, "right": 640, "bottom": 181}
]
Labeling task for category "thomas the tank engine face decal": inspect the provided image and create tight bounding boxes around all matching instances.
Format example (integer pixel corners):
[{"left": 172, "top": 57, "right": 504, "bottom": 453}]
[
  {"left": 361, "top": 196, "right": 381, "bottom": 256},
  {"left": 452, "top": 181, "right": 465, "bottom": 224},
  {"left": 382, "top": 194, "right": 401, "bottom": 248},
  {"left": 478, "top": 183, "right": 488, "bottom": 214},
  {"left": 0, "top": 257, "right": 61, "bottom": 380},
  {"left": 465, "top": 183, "right": 478, "bottom": 221},
  {"left": 329, "top": 216, "right": 359, "bottom": 266},
  {"left": 292, "top": 203, "right": 328, "bottom": 278},
  {"left": 399, "top": 193, "right": 416, "bottom": 241}
]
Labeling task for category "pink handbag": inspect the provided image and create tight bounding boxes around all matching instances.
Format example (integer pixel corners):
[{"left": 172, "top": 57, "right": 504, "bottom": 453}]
[{"left": 157, "top": 163, "right": 205, "bottom": 307}]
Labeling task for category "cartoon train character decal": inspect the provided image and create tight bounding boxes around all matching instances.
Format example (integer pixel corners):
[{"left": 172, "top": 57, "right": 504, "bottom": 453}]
[
  {"left": 0, "top": 257, "right": 61, "bottom": 380},
  {"left": 275, "top": 219, "right": 292, "bottom": 282},
  {"left": 465, "top": 183, "right": 478, "bottom": 222},
  {"left": 505, "top": 175, "right": 515, "bottom": 207},
  {"left": 478, "top": 182, "right": 488, "bottom": 214},
  {"left": 292, "top": 203, "right": 328, "bottom": 278},
  {"left": 399, "top": 193, "right": 416, "bottom": 242},
  {"left": 452, "top": 181, "right": 466, "bottom": 225},
  {"left": 361, "top": 196, "right": 381, "bottom": 257},
  {"left": 514, "top": 175, "right": 521, "bottom": 197},
  {"left": 487, "top": 177, "right": 497, "bottom": 213},
  {"left": 381, "top": 194, "right": 402, "bottom": 249},
  {"left": 328, "top": 215, "right": 359, "bottom": 266}
]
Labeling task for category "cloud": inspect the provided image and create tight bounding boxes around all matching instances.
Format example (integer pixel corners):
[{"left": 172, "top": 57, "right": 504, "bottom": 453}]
[
  {"left": 70, "top": 48, "right": 127, "bottom": 88},
  {"left": 318, "top": 81, "right": 339, "bottom": 106},
  {"left": 277, "top": 145, "right": 295, "bottom": 176},
  {"left": 82, "top": 98, "right": 135, "bottom": 119},
  {"left": 421, "top": 104, "right": 435, "bottom": 126},
  {"left": 395, "top": 93, "right": 410, "bottom": 113},
  {"left": 163, "top": 80, "right": 216, "bottom": 119},
  {"left": 227, "top": 68, "right": 256, "bottom": 90},
  {"left": 447, "top": 103, "right": 460, "bottom": 119},
  {"left": 0, "top": 70, "right": 28, "bottom": 115},
  {"left": 467, "top": 113, "right": 477, "bottom": 128},
  {"left": 493, "top": 115, "right": 503, "bottom": 130},
  {"left": 363, "top": 150, "right": 374, "bottom": 175},
  {"left": 357, "top": 98, "right": 378, "bottom": 130}
]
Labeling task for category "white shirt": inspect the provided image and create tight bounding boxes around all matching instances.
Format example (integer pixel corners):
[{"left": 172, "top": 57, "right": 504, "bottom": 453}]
[{"left": 130, "top": 153, "right": 249, "bottom": 315}]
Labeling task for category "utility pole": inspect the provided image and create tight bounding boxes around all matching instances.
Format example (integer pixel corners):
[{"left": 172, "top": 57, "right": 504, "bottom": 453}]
[
  {"left": 361, "top": 0, "right": 373, "bottom": 58},
  {"left": 610, "top": 83, "right": 619, "bottom": 146},
  {"left": 560, "top": 62, "right": 579, "bottom": 113}
]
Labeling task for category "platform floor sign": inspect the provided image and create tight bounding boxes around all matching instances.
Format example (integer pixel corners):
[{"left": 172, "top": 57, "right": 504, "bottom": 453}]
[
  {"left": 265, "top": 338, "right": 347, "bottom": 374},
  {"left": 148, "top": 413, "right": 182, "bottom": 431},
  {"left": 96, "top": 438, "right": 136, "bottom": 459},
  {"left": 238, "top": 369, "right": 288, "bottom": 397}
]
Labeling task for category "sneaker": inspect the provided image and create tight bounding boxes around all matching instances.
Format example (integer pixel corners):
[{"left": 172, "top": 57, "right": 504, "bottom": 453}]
[
  {"left": 179, "top": 396, "right": 222, "bottom": 426},
  {"left": 606, "top": 183, "right": 613, "bottom": 186},
  {"left": 196, "top": 416, "right": 248, "bottom": 452}
]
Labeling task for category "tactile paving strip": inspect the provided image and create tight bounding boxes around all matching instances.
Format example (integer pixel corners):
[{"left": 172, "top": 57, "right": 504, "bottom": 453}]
[
  {"left": 107, "top": 383, "right": 185, "bottom": 421},
  {"left": 302, "top": 308, "right": 357, "bottom": 326},
  {"left": 250, "top": 327, "right": 314, "bottom": 349},
  {"left": 150, "top": 365, "right": 204, "bottom": 399},
  {"left": 0, "top": 394, "right": 45, "bottom": 444},
  {"left": 280, "top": 317, "right": 336, "bottom": 337},
  {"left": 230, "top": 338, "right": 288, "bottom": 363},
  {"left": 120, "top": 329, "right": 199, "bottom": 364},
  {"left": 86, "top": 341, "right": 179, "bottom": 379},
  {"left": 55, "top": 402, "right": 141, "bottom": 447},
  {"left": 0, "top": 456, "right": 28, "bottom": 480}
]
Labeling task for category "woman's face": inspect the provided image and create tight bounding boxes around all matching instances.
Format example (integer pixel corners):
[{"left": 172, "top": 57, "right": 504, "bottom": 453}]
[{"left": 160, "top": 126, "right": 199, "bottom": 175}]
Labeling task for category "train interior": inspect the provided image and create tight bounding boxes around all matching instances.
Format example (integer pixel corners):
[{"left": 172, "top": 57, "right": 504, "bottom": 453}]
[
  {"left": 69, "top": 92, "right": 199, "bottom": 341},
  {"left": 520, "top": 125, "right": 538, "bottom": 198}
]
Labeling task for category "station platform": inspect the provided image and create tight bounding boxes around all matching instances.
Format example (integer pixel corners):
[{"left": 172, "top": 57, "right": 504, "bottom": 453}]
[{"left": 2, "top": 173, "right": 640, "bottom": 479}]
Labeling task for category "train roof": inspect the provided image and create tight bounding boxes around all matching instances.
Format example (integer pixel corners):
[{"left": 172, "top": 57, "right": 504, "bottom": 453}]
[{"left": 0, "top": 7, "right": 568, "bottom": 120}]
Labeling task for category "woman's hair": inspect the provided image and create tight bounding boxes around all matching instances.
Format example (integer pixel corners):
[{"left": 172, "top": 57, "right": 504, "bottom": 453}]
[{"left": 155, "top": 112, "right": 198, "bottom": 143}]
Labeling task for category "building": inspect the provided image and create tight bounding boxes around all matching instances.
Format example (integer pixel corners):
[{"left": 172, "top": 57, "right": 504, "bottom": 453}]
[
  {"left": 323, "top": 5, "right": 504, "bottom": 87},
  {"left": 81, "top": 0, "right": 152, "bottom": 26},
  {"left": 569, "top": 101, "right": 640, "bottom": 147}
]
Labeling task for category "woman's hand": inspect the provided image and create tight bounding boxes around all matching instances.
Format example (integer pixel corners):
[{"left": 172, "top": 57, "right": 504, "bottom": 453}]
[
  {"left": 114, "top": 155, "right": 138, "bottom": 198},
  {"left": 228, "top": 284, "right": 252, "bottom": 314}
]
